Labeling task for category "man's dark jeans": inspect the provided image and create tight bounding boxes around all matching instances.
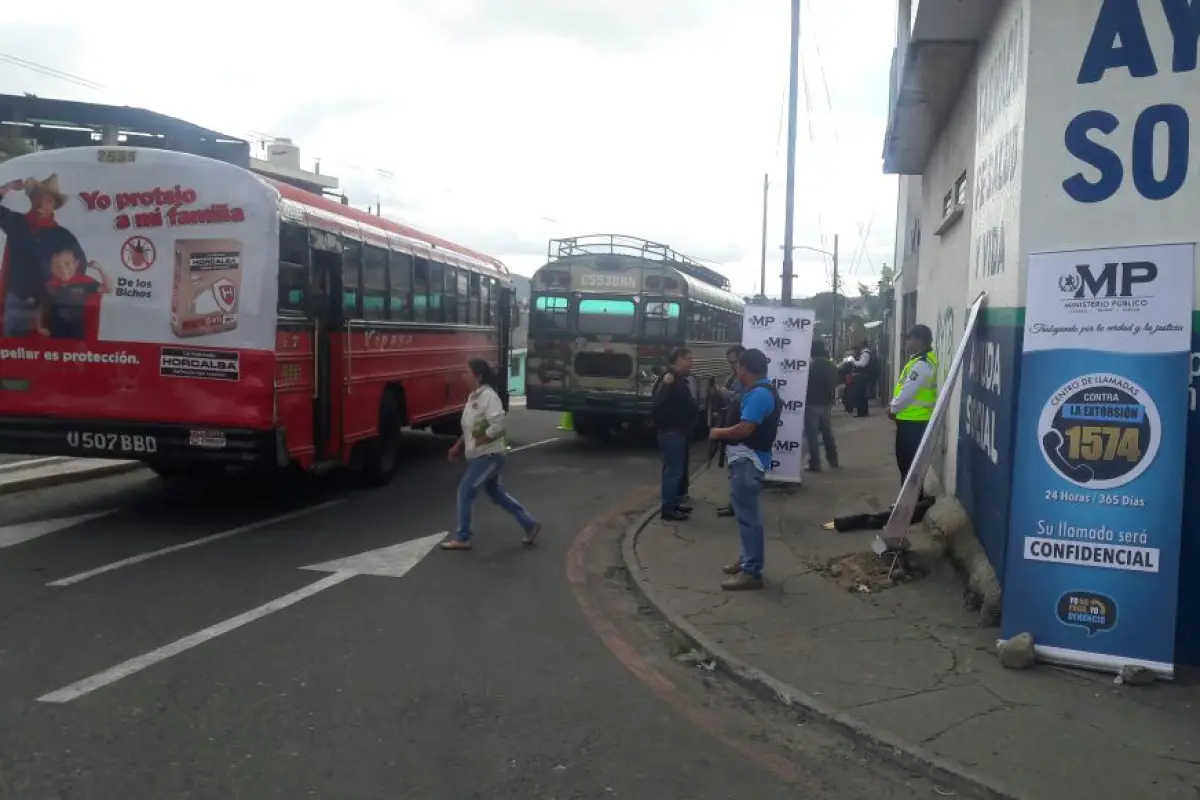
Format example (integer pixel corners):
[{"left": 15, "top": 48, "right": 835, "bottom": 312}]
[
  {"left": 804, "top": 404, "right": 838, "bottom": 468},
  {"left": 658, "top": 429, "right": 688, "bottom": 514}
]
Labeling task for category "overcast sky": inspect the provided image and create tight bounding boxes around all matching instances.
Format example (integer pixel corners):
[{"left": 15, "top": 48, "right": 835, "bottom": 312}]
[{"left": 1, "top": 0, "right": 897, "bottom": 298}]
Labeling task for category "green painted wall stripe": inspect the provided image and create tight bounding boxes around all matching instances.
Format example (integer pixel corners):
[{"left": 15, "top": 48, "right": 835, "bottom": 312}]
[{"left": 980, "top": 306, "right": 1022, "bottom": 327}]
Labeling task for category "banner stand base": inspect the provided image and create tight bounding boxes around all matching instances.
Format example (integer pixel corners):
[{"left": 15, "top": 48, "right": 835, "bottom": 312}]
[
  {"left": 871, "top": 534, "right": 911, "bottom": 555},
  {"left": 869, "top": 535, "right": 913, "bottom": 583},
  {"left": 993, "top": 639, "right": 1175, "bottom": 680}
]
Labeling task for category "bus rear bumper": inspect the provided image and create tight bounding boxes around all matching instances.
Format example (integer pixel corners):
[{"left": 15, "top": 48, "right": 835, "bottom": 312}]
[
  {"left": 525, "top": 389, "right": 654, "bottom": 418},
  {"left": 0, "top": 417, "right": 279, "bottom": 467}
]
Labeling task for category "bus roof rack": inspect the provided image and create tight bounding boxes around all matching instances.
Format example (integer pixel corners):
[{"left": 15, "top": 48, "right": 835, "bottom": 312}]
[{"left": 548, "top": 234, "right": 731, "bottom": 291}]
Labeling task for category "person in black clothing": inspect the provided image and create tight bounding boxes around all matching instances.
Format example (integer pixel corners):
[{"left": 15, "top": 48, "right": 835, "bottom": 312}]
[
  {"left": 804, "top": 340, "right": 839, "bottom": 471},
  {"left": 714, "top": 345, "right": 745, "bottom": 517},
  {"left": 653, "top": 347, "right": 698, "bottom": 521},
  {"left": 848, "top": 339, "right": 877, "bottom": 417},
  {"left": 837, "top": 356, "right": 855, "bottom": 413}
]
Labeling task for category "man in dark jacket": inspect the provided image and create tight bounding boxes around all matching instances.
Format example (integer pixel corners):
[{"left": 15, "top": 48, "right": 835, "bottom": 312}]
[
  {"left": 804, "top": 340, "right": 839, "bottom": 471},
  {"left": 653, "top": 348, "right": 697, "bottom": 521},
  {"left": 713, "top": 345, "right": 745, "bottom": 517}
]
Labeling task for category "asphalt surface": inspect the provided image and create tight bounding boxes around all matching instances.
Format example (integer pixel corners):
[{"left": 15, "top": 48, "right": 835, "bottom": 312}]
[{"left": 0, "top": 410, "right": 947, "bottom": 799}]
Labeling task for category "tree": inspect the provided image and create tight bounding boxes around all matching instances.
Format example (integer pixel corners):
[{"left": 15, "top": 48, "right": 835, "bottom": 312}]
[
  {"left": 0, "top": 132, "right": 32, "bottom": 163},
  {"left": 856, "top": 282, "right": 887, "bottom": 321}
]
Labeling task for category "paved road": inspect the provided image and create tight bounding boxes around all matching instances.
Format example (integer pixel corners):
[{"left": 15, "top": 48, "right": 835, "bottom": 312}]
[{"left": 0, "top": 410, "right": 948, "bottom": 799}]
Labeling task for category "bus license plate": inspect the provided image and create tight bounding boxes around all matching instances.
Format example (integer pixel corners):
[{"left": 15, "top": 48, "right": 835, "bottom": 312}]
[
  {"left": 66, "top": 431, "right": 158, "bottom": 454},
  {"left": 188, "top": 430, "right": 227, "bottom": 449}
]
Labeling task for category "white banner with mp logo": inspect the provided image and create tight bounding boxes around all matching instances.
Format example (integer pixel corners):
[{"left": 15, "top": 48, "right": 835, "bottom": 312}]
[{"left": 740, "top": 305, "right": 815, "bottom": 484}]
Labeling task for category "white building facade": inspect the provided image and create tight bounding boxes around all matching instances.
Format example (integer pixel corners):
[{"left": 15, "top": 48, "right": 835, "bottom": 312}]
[{"left": 884, "top": 0, "right": 1200, "bottom": 662}]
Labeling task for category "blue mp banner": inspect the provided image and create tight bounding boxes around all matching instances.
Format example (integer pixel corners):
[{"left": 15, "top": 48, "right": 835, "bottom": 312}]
[{"left": 1001, "top": 243, "right": 1194, "bottom": 678}]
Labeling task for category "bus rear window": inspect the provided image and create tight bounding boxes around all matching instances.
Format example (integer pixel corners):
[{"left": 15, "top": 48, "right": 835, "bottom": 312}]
[
  {"left": 577, "top": 298, "right": 635, "bottom": 336},
  {"left": 532, "top": 295, "right": 570, "bottom": 333}
]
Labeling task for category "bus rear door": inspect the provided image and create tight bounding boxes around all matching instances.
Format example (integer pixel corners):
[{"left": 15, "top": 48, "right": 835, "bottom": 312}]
[{"left": 276, "top": 225, "right": 340, "bottom": 468}]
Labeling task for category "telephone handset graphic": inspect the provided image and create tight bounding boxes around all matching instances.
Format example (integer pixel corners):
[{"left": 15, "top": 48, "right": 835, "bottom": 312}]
[{"left": 1042, "top": 429, "right": 1095, "bottom": 484}]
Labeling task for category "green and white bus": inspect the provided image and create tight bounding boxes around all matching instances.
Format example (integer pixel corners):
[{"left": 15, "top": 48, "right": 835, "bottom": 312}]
[{"left": 526, "top": 234, "right": 744, "bottom": 437}]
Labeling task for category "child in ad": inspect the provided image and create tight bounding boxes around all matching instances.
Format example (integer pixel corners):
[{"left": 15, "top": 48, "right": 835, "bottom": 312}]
[{"left": 41, "top": 231, "right": 111, "bottom": 339}]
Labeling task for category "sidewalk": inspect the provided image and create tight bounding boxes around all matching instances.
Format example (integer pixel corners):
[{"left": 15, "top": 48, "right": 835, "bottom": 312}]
[{"left": 627, "top": 411, "right": 1200, "bottom": 800}]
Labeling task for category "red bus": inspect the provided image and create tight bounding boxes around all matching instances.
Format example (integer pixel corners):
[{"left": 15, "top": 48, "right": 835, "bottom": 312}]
[{"left": 0, "top": 146, "right": 517, "bottom": 484}]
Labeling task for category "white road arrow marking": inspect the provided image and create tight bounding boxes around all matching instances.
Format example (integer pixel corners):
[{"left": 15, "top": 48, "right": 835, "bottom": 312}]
[
  {"left": 47, "top": 500, "right": 345, "bottom": 587},
  {"left": 301, "top": 532, "right": 446, "bottom": 577},
  {"left": 0, "top": 510, "right": 116, "bottom": 548},
  {"left": 37, "top": 532, "right": 446, "bottom": 704}
]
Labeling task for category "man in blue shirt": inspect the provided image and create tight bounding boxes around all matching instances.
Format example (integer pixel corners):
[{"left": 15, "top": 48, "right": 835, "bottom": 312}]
[{"left": 708, "top": 348, "right": 782, "bottom": 590}]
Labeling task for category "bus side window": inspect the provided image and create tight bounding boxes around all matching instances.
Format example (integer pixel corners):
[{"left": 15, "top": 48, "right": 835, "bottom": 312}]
[
  {"left": 457, "top": 268, "right": 470, "bottom": 324},
  {"left": 443, "top": 263, "right": 460, "bottom": 323},
  {"left": 468, "top": 272, "right": 481, "bottom": 325},
  {"left": 278, "top": 222, "right": 309, "bottom": 314},
  {"left": 713, "top": 308, "right": 728, "bottom": 342},
  {"left": 341, "top": 240, "right": 363, "bottom": 319},
  {"left": 482, "top": 276, "right": 494, "bottom": 326},
  {"left": 388, "top": 250, "right": 413, "bottom": 321},
  {"left": 691, "top": 305, "right": 712, "bottom": 340},
  {"left": 363, "top": 244, "right": 389, "bottom": 321},
  {"left": 413, "top": 257, "right": 431, "bottom": 322},
  {"left": 428, "top": 261, "right": 445, "bottom": 323}
]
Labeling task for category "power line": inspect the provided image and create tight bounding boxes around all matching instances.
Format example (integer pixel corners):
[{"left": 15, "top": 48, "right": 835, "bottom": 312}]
[
  {"left": 0, "top": 52, "right": 104, "bottom": 92},
  {"left": 804, "top": 0, "right": 840, "bottom": 146}
]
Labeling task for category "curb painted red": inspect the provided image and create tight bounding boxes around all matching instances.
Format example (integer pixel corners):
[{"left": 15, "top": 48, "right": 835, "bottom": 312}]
[
  {"left": 565, "top": 490, "right": 809, "bottom": 786},
  {"left": 619, "top": 486, "right": 1028, "bottom": 800}
]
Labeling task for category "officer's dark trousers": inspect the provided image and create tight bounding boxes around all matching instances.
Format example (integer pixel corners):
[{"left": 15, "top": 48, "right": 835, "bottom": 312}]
[{"left": 894, "top": 419, "right": 929, "bottom": 489}]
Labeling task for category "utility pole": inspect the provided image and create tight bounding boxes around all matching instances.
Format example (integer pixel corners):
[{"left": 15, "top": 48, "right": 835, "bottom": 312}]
[
  {"left": 780, "top": 0, "right": 801, "bottom": 307},
  {"left": 759, "top": 173, "right": 769, "bottom": 298},
  {"left": 830, "top": 234, "right": 840, "bottom": 357}
]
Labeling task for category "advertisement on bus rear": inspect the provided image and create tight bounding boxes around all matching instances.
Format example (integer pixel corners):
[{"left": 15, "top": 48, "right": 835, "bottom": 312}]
[{"left": 0, "top": 147, "right": 280, "bottom": 429}]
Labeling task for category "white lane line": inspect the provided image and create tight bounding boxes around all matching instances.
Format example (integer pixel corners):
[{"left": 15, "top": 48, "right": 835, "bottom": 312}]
[
  {"left": 47, "top": 499, "right": 346, "bottom": 588},
  {"left": 38, "top": 572, "right": 355, "bottom": 703},
  {"left": 507, "top": 437, "right": 562, "bottom": 454},
  {"left": 0, "top": 510, "right": 117, "bottom": 549}
]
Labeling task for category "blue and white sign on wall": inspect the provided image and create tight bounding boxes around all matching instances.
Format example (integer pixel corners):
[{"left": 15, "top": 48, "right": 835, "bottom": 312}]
[{"left": 1001, "top": 242, "right": 1194, "bottom": 677}]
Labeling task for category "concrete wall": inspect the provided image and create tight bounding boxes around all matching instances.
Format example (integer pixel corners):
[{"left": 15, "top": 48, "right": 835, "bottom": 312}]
[
  {"left": 913, "top": 40, "right": 979, "bottom": 488},
  {"left": 954, "top": 0, "right": 1029, "bottom": 583}
]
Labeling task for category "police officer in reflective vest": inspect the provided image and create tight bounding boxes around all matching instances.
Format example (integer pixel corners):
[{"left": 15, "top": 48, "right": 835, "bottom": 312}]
[{"left": 888, "top": 324, "right": 937, "bottom": 492}]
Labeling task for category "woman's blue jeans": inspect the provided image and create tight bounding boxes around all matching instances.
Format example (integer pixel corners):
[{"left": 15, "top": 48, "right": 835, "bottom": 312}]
[{"left": 455, "top": 454, "right": 537, "bottom": 541}]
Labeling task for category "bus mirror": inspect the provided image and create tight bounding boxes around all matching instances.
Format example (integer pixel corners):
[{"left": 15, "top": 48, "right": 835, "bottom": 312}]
[{"left": 510, "top": 303, "right": 521, "bottom": 330}]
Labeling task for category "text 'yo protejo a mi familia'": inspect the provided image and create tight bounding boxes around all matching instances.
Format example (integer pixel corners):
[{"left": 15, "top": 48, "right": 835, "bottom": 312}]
[{"left": 76, "top": 186, "right": 246, "bottom": 231}]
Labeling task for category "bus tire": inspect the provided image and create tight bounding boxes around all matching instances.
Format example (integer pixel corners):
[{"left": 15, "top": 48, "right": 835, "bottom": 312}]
[
  {"left": 361, "top": 393, "right": 402, "bottom": 487},
  {"left": 430, "top": 415, "right": 460, "bottom": 437},
  {"left": 573, "top": 413, "right": 609, "bottom": 439}
]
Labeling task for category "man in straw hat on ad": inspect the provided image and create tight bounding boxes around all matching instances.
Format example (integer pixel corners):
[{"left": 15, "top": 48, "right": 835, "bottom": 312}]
[{"left": 0, "top": 173, "right": 70, "bottom": 336}]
